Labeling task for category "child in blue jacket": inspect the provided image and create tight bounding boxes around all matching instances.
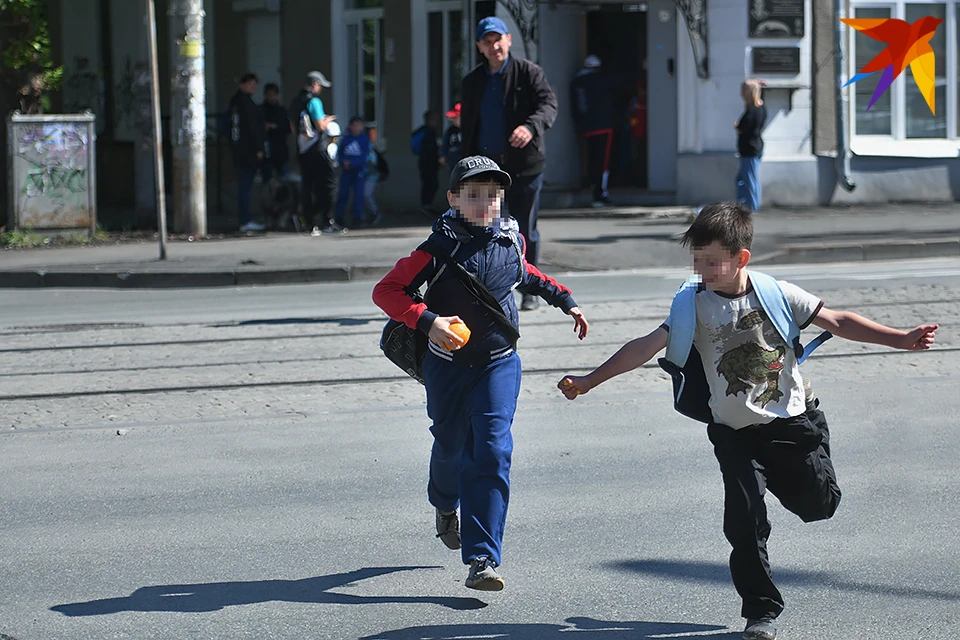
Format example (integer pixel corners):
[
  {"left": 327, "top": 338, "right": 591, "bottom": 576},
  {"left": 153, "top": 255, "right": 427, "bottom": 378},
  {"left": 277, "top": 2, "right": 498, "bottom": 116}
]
[
  {"left": 373, "top": 156, "right": 589, "bottom": 591},
  {"left": 331, "top": 116, "right": 370, "bottom": 230}
]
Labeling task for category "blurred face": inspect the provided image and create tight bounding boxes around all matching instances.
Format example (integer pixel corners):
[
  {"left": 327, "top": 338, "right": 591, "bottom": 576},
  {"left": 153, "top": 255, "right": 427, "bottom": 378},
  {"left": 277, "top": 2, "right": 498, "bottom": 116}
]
[
  {"left": 448, "top": 179, "right": 504, "bottom": 228},
  {"left": 265, "top": 89, "right": 279, "bottom": 104},
  {"left": 349, "top": 119, "right": 364, "bottom": 135},
  {"left": 241, "top": 79, "right": 258, "bottom": 95},
  {"left": 452, "top": 114, "right": 461, "bottom": 127},
  {"left": 477, "top": 32, "right": 511, "bottom": 66},
  {"left": 310, "top": 81, "right": 322, "bottom": 96},
  {"left": 691, "top": 241, "right": 749, "bottom": 292}
]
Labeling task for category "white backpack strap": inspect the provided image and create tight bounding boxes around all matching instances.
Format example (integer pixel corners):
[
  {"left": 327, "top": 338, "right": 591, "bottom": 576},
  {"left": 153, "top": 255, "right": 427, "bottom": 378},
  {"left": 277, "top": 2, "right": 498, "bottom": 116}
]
[
  {"left": 664, "top": 278, "right": 701, "bottom": 367},
  {"left": 749, "top": 270, "right": 802, "bottom": 358}
]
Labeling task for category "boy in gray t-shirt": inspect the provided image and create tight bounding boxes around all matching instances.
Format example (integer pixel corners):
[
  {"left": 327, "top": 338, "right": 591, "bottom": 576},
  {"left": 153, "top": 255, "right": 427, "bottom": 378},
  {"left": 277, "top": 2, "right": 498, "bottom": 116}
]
[{"left": 558, "top": 202, "right": 938, "bottom": 640}]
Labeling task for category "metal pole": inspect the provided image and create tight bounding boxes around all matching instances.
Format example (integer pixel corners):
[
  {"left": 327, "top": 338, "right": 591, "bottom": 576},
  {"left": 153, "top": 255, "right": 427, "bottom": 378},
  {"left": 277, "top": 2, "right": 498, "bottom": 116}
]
[
  {"left": 169, "top": 0, "right": 207, "bottom": 237},
  {"left": 145, "top": 0, "right": 168, "bottom": 259}
]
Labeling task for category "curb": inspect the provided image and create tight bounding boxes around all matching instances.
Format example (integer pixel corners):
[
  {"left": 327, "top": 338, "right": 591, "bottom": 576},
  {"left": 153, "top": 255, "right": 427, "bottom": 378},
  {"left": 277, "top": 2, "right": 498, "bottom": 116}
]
[
  {"left": 539, "top": 206, "right": 697, "bottom": 220},
  {"left": 0, "top": 266, "right": 368, "bottom": 289},
  {"left": 3, "top": 238, "right": 956, "bottom": 289},
  {"left": 752, "top": 237, "right": 960, "bottom": 265}
]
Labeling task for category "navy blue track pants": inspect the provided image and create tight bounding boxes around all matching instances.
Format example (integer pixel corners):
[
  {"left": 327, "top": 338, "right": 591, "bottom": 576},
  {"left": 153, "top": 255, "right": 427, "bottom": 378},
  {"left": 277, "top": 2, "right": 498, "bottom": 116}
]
[{"left": 423, "top": 351, "right": 521, "bottom": 566}]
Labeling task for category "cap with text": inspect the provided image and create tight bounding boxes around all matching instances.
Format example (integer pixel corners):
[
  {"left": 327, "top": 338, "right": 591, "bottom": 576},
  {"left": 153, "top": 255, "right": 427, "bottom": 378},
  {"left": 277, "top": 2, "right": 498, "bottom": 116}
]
[{"left": 449, "top": 155, "right": 512, "bottom": 191}]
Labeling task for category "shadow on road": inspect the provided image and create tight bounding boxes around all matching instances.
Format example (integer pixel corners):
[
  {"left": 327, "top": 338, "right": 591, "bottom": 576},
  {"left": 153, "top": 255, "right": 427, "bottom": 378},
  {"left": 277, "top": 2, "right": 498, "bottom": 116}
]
[
  {"left": 212, "top": 317, "right": 378, "bottom": 328},
  {"left": 360, "top": 617, "right": 739, "bottom": 639},
  {"left": 50, "top": 566, "right": 486, "bottom": 617},
  {"left": 610, "top": 558, "right": 960, "bottom": 601}
]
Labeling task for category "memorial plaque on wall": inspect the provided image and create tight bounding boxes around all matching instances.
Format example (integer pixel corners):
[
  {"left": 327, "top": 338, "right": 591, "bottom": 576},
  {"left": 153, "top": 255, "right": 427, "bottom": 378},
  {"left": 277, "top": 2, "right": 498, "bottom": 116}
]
[
  {"left": 752, "top": 47, "right": 801, "bottom": 74},
  {"left": 749, "top": 0, "right": 804, "bottom": 38}
]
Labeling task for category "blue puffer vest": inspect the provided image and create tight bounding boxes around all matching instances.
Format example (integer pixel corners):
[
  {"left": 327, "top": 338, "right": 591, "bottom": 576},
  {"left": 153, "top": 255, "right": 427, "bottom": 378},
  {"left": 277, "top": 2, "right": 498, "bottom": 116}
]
[{"left": 422, "top": 219, "right": 523, "bottom": 366}]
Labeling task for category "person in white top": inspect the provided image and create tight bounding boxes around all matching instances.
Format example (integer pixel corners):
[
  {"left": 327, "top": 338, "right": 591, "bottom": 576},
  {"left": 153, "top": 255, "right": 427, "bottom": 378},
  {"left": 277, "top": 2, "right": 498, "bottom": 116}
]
[{"left": 557, "top": 202, "right": 938, "bottom": 640}]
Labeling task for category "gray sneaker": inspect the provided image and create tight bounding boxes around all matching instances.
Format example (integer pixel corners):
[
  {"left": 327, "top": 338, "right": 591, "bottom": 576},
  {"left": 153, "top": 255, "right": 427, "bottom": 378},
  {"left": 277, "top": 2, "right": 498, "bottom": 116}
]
[
  {"left": 743, "top": 617, "right": 777, "bottom": 640},
  {"left": 465, "top": 556, "right": 504, "bottom": 591},
  {"left": 435, "top": 508, "right": 460, "bottom": 550}
]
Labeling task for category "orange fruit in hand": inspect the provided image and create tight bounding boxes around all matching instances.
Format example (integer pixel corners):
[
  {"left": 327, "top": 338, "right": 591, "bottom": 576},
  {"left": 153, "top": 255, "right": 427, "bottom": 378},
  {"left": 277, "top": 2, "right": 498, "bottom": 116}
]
[{"left": 447, "top": 321, "right": 471, "bottom": 350}]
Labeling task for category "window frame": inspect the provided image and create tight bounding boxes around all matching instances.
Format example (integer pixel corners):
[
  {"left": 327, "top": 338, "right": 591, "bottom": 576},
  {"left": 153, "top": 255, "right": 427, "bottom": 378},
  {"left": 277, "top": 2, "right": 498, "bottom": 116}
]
[
  {"left": 427, "top": 0, "right": 465, "bottom": 114},
  {"left": 847, "top": 0, "right": 960, "bottom": 156},
  {"left": 342, "top": 6, "right": 384, "bottom": 133}
]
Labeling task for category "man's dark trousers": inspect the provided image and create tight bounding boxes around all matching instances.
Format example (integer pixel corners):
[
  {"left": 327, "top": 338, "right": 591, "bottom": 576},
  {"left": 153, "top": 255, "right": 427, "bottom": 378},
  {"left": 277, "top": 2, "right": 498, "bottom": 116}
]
[
  {"left": 707, "top": 408, "right": 842, "bottom": 621},
  {"left": 505, "top": 173, "right": 543, "bottom": 266},
  {"left": 299, "top": 146, "right": 335, "bottom": 229}
]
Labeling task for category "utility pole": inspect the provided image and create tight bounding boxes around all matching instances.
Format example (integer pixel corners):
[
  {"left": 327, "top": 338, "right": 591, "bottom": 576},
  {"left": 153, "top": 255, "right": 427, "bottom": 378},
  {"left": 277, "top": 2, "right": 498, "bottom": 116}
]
[
  {"left": 168, "top": 0, "right": 207, "bottom": 237},
  {"left": 145, "top": 0, "right": 168, "bottom": 259}
]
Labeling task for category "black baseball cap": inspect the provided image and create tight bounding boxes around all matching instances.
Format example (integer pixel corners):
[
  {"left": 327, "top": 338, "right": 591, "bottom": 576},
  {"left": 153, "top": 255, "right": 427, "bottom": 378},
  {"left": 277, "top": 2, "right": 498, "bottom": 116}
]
[{"left": 449, "top": 155, "right": 512, "bottom": 191}]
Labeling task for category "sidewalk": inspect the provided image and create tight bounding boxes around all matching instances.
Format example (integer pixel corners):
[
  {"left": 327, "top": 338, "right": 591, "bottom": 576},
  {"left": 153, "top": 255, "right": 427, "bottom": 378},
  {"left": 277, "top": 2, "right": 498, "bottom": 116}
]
[{"left": 1, "top": 203, "right": 958, "bottom": 288}]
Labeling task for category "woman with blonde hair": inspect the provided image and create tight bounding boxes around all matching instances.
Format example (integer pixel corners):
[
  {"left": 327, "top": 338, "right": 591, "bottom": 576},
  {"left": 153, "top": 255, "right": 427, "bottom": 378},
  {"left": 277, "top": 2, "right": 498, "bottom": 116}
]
[{"left": 734, "top": 78, "right": 767, "bottom": 212}]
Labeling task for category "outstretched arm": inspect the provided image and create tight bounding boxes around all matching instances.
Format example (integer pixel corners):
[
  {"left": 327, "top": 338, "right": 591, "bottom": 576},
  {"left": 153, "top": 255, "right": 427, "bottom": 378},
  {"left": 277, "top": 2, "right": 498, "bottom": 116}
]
[
  {"left": 812, "top": 307, "right": 937, "bottom": 350},
  {"left": 558, "top": 326, "right": 668, "bottom": 399}
]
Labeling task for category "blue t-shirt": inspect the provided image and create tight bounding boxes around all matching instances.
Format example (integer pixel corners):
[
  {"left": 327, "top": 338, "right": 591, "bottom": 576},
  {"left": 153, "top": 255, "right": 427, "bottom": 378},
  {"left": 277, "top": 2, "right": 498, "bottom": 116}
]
[
  {"left": 477, "top": 55, "right": 509, "bottom": 156},
  {"left": 307, "top": 96, "right": 326, "bottom": 123}
]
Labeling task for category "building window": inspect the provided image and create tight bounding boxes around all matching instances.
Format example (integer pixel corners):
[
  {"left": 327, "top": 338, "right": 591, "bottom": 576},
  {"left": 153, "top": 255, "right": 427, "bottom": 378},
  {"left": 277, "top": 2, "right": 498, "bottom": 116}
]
[
  {"left": 344, "top": 7, "right": 383, "bottom": 129},
  {"left": 849, "top": 2, "right": 956, "bottom": 145},
  {"left": 427, "top": 2, "right": 464, "bottom": 113}
]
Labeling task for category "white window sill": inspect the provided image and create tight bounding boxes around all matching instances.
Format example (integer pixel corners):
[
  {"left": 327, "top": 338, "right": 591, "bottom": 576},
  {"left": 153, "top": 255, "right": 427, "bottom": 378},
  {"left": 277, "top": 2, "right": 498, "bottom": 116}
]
[{"left": 851, "top": 138, "right": 960, "bottom": 159}]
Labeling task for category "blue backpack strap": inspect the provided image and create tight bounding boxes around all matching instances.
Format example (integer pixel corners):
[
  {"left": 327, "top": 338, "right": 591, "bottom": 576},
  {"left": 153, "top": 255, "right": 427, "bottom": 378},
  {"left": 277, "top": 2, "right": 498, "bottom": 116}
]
[
  {"left": 750, "top": 270, "right": 833, "bottom": 363},
  {"left": 664, "top": 277, "right": 702, "bottom": 367}
]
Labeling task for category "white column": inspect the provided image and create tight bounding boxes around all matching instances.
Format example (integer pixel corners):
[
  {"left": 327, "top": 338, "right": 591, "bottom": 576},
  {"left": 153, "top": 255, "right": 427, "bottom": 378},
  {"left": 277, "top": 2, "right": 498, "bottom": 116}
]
[
  {"left": 331, "top": 0, "right": 347, "bottom": 121},
  {"left": 676, "top": 16, "right": 702, "bottom": 154},
  {"left": 411, "top": 0, "right": 428, "bottom": 129}
]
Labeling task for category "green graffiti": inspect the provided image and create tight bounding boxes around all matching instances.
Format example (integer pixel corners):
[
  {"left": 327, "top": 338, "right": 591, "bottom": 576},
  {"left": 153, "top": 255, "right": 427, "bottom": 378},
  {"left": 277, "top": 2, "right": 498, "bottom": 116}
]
[{"left": 23, "top": 165, "right": 87, "bottom": 199}]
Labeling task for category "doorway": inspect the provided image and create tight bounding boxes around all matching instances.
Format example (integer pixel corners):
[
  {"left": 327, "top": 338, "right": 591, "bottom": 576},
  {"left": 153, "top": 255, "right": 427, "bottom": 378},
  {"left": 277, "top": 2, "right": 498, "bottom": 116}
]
[{"left": 584, "top": 6, "right": 647, "bottom": 189}]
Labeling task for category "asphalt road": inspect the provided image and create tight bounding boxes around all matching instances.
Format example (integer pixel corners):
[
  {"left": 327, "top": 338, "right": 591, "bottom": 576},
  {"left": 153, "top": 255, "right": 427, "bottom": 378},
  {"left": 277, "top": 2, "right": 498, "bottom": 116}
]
[{"left": 2, "top": 258, "right": 959, "bottom": 640}]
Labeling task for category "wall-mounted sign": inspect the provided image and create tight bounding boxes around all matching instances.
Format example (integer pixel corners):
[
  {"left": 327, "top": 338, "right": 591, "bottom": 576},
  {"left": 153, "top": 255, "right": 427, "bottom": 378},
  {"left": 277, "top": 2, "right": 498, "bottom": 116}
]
[
  {"left": 749, "top": 0, "right": 804, "bottom": 38},
  {"left": 752, "top": 47, "right": 801, "bottom": 74}
]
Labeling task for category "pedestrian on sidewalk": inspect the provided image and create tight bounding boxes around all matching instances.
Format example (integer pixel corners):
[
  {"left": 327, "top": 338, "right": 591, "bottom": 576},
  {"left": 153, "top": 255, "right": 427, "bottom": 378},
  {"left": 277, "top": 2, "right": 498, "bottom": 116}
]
[
  {"left": 460, "top": 16, "right": 558, "bottom": 310},
  {"left": 412, "top": 110, "right": 442, "bottom": 216},
  {"left": 260, "top": 83, "right": 291, "bottom": 184},
  {"left": 570, "top": 55, "right": 617, "bottom": 208},
  {"left": 228, "top": 72, "right": 266, "bottom": 233},
  {"left": 735, "top": 79, "right": 767, "bottom": 212},
  {"left": 291, "top": 71, "right": 337, "bottom": 234},
  {"left": 330, "top": 116, "right": 370, "bottom": 231},
  {"left": 557, "top": 202, "right": 938, "bottom": 640},
  {"left": 440, "top": 103, "right": 463, "bottom": 169},
  {"left": 372, "top": 155, "right": 589, "bottom": 592}
]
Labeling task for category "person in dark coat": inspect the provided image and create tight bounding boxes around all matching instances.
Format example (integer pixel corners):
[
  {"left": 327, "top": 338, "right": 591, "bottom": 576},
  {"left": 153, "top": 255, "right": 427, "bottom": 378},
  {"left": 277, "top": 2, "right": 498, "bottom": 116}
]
[
  {"left": 228, "top": 72, "right": 265, "bottom": 232},
  {"left": 570, "top": 55, "right": 620, "bottom": 207},
  {"left": 460, "top": 16, "right": 558, "bottom": 310},
  {"left": 260, "top": 83, "right": 290, "bottom": 183}
]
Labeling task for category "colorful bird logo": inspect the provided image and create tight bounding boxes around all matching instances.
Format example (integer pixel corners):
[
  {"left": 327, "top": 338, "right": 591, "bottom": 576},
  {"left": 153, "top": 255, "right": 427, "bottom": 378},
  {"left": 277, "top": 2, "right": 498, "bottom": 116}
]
[{"left": 841, "top": 16, "right": 943, "bottom": 114}]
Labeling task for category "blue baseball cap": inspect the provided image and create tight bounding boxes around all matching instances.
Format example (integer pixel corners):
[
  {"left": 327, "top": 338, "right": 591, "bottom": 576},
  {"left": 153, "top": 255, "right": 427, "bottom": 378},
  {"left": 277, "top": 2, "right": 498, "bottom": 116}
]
[{"left": 476, "top": 16, "right": 509, "bottom": 41}]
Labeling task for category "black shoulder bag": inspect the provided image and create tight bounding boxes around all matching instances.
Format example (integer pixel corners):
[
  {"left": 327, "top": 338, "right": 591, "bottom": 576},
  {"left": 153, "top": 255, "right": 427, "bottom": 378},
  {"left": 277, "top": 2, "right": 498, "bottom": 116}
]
[{"left": 379, "top": 240, "right": 522, "bottom": 384}]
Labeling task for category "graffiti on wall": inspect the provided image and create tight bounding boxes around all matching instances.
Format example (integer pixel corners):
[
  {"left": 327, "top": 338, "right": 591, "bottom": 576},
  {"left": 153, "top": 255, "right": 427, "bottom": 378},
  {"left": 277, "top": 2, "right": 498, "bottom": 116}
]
[{"left": 12, "top": 121, "right": 94, "bottom": 229}]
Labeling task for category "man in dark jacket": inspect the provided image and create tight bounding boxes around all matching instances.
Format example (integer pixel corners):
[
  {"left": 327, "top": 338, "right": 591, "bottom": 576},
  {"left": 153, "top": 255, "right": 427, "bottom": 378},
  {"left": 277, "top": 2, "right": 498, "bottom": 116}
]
[
  {"left": 460, "top": 16, "right": 558, "bottom": 310},
  {"left": 228, "top": 72, "right": 265, "bottom": 233}
]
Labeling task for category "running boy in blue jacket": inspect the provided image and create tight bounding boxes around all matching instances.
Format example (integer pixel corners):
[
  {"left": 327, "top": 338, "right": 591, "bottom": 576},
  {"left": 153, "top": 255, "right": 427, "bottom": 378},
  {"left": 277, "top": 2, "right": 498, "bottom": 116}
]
[{"left": 373, "top": 156, "right": 589, "bottom": 591}]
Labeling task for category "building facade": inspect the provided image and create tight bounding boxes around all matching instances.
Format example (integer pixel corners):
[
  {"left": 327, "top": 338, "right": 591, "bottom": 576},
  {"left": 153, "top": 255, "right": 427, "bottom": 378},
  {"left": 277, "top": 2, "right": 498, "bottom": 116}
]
[{"left": 44, "top": 0, "right": 960, "bottom": 227}]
